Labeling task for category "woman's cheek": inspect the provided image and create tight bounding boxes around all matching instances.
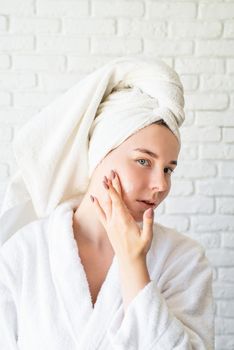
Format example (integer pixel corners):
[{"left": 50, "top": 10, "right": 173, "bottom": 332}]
[{"left": 123, "top": 180, "right": 134, "bottom": 195}]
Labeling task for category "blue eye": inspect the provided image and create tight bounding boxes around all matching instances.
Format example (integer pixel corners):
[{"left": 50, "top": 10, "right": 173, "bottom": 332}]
[
  {"left": 137, "top": 159, "right": 150, "bottom": 167},
  {"left": 136, "top": 159, "right": 174, "bottom": 175}
]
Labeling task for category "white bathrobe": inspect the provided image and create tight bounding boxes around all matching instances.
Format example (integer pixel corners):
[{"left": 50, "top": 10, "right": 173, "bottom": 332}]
[{"left": 0, "top": 198, "right": 214, "bottom": 350}]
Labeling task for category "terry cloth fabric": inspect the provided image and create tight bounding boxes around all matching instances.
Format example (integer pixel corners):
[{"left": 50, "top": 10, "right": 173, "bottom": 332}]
[
  {"left": 0, "top": 56, "right": 185, "bottom": 246},
  {"left": 0, "top": 198, "right": 214, "bottom": 349}
]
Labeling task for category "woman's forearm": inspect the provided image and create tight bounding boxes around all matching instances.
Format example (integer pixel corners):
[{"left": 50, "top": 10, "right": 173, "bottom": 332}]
[{"left": 118, "top": 256, "right": 151, "bottom": 313}]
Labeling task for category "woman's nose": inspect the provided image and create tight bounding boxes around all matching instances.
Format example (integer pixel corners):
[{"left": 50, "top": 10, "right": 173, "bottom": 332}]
[{"left": 152, "top": 171, "right": 168, "bottom": 192}]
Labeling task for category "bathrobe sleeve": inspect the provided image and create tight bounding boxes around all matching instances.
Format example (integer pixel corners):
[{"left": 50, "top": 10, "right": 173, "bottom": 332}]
[
  {"left": 107, "top": 241, "right": 214, "bottom": 350},
  {"left": 0, "top": 257, "right": 19, "bottom": 349}
]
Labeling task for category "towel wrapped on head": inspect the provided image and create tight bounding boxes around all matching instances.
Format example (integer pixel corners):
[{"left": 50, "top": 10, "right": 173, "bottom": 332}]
[{"left": 0, "top": 56, "right": 185, "bottom": 245}]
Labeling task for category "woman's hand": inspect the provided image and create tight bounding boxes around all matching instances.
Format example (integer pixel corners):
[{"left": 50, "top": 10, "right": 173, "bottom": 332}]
[{"left": 90, "top": 170, "right": 154, "bottom": 263}]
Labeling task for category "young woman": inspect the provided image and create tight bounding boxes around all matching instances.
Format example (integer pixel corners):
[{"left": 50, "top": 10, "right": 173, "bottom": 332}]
[{"left": 0, "top": 57, "right": 214, "bottom": 349}]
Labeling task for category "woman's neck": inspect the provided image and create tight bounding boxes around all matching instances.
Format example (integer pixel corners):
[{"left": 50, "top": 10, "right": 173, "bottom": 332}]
[{"left": 72, "top": 193, "right": 111, "bottom": 249}]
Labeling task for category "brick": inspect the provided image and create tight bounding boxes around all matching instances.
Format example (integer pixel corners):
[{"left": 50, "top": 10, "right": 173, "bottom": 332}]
[
  {"left": 219, "top": 267, "right": 234, "bottom": 283},
  {"left": 179, "top": 144, "right": 198, "bottom": 160},
  {"left": 213, "top": 283, "right": 234, "bottom": 299},
  {"left": 215, "top": 317, "right": 234, "bottom": 334},
  {"left": 180, "top": 75, "right": 198, "bottom": 91},
  {"left": 63, "top": 18, "right": 115, "bottom": 35},
  {"left": 174, "top": 161, "right": 216, "bottom": 178},
  {"left": 182, "top": 111, "right": 194, "bottom": 127},
  {"left": 197, "top": 179, "right": 234, "bottom": 196},
  {"left": 0, "top": 72, "right": 36, "bottom": 89},
  {"left": 169, "top": 180, "right": 194, "bottom": 196},
  {"left": 222, "top": 233, "right": 234, "bottom": 248},
  {"left": 196, "top": 40, "right": 234, "bottom": 56},
  {"left": 231, "top": 94, "right": 234, "bottom": 109},
  {"left": 13, "top": 92, "right": 58, "bottom": 108},
  {"left": 227, "top": 59, "right": 234, "bottom": 73},
  {"left": 223, "top": 128, "right": 234, "bottom": 142},
  {"left": 224, "top": 20, "right": 234, "bottom": 38},
  {"left": 156, "top": 215, "right": 189, "bottom": 232},
  {"left": 36, "top": 1, "right": 89, "bottom": 17},
  {"left": 200, "top": 145, "right": 234, "bottom": 160},
  {"left": 147, "top": 2, "right": 196, "bottom": 19},
  {"left": 199, "top": 3, "right": 234, "bottom": 19},
  {"left": 0, "top": 146, "right": 14, "bottom": 161},
  {"left": 185, "top": 93, "right": 228, "bottom": 110},
  {"left": 144, "top": 39, "right": 193, "bottom": 56},
  {"left": 206, "top": 249, "right": 234, "bottom": 266},
  {"left": 0, "top": 164, "right": 8, "bottom": 180},
  {"left": 92, "top": 1, "right": 144, "bottom": 17},
  {"left": 37, "top": 36, "right": 89, "bottom": 53},
  {"left": 13, "top": 54, "right": 65, "bottom": 71},
  {"left": 191, "top": 233, "right": 220, "bottom": 249},
  {"left": 212, "top": 267, "right": 217, "bottom": 281},
  {"left": 118, "top": 19, "right": 167, "bottom": 37},
  {"left": 217, "top": 301, "right": 234, "bottom": 317},
  {"left": 0, "top": 125, "right": 13, "bottom": 142},
  {"left": 191, "top": 216, "right": 234, "bottom": 232},
  {"left": 0, "top": 107, "right": 39, "bottom": 124},
  {"left": 180, "top": 126, "right": 221, "bottom": 142},
  {"left": 195, "top": 111, "right": 234, "bottom": 127},
  {"left": 175, "top": 58, "right": 225, "bottom": 74},
  {"left": 0, "top": 92, "right": 11, "bottom": 106},
  {"left": 200, "top": 74, "right": 234, "bottom": 91},
  {"left": 38, "top": 72, "right": 85, "bottom": 91},
  {"left": 169, "top": 20, "right": 221, "bottom": 39},
  {"left": 217, "top": 199, "right": 234, "bottom": 215},
  {"left": 0, "top": 0, "right": 34, "bottom": 15},
  {"left": 166, "top": 196, "right": 214, "bottom": 214},
  {"left": 0, "top": 55, "right": 10, "bottom": 69},
  {"left": 0, "top": 35, "right": 34, "bottom": 51},
  {"left": 10, "top": 17, "right": 60, "bottom": 34},
  {"left": 0, "top": 16, "right": 7, "bottom": 31},
  {"left": 67, "top": 56, "right": 110, "bottom": 73},
  {"left": 91, "top": 37, "right": 142, "bottom": 55},
  {"left": 220, "top": 162, "right": 234, "bottom": 178}
]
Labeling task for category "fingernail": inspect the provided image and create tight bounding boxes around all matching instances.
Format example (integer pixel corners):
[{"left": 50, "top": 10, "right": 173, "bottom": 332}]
[
  {"left": 90, "top": 195, "right": 94, "bottom": 202},
  {"left": 103, "top": 181, "right": 109, "bottom": 190},
  {"left": 146, "top": 208, "right": 154, "bottom": 218},
  {"left": 111, "top": 170, "right": 116, "bottom": 179}
]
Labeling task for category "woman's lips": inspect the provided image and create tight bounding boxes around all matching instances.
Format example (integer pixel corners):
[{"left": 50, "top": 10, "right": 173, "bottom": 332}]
[{"left": 136, "top": 200, "right": 157, "bottom": 210}]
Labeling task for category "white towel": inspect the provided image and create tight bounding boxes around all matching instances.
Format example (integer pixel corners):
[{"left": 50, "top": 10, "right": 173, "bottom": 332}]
[{"left": 0, "top": 55, "right": 185, "bottom": 245}]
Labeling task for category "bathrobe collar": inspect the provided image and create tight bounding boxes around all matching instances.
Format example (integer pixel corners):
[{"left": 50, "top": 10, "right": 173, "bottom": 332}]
[
  {"left": 47, "top": 197, "right": 155, "bottom": 348},
  {"left": 47, "top": 197, "right": 123, "bottom": 347}
]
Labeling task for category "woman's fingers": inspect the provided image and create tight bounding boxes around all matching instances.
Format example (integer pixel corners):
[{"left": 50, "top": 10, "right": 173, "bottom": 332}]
[
  {"left": 102, "top": 178, "right": 112, "bottom": 217},
  {"left": 141, "top": 208, "right": 154, "bottom": 253},
  {"left": 111, "top": 170, "right": 123, "bottom": 198}
]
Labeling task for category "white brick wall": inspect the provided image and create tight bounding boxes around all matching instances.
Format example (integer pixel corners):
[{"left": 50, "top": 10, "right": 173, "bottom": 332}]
[{"left": 0, "top": 0, "right": 233, "bottom": 348}]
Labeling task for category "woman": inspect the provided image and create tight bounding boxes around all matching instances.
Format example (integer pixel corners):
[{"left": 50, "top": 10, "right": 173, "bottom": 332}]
[{"left": 0, "top": 56, "right": 214, "bottom": 349}]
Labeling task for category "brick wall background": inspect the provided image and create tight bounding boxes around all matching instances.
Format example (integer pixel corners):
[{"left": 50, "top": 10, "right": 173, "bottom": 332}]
[{"left": 0, "top": 0, "right": 234, "bottom": 349}]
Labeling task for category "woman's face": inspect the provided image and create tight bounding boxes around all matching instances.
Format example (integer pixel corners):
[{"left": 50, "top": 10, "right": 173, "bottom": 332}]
[{"left": 89, "top": 123, "right": 180, "bottom": 222}]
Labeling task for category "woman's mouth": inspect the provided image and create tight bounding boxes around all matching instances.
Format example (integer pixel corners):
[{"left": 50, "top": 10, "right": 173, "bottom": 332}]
[{"left": 136, "top": 200, "right": 157, "bottom": 210}]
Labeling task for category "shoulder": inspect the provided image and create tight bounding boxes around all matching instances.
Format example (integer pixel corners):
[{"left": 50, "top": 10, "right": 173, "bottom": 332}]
[
  {"left": 153, "top": 222, "right": 205, "bottom": 252},
  {"left": 0, "top": 216, "right": 50, "bottom": 285},
  {"left": 0, "top": 216, "right": 49, "bottom": 256},
  {"left": 151, "top": 222, "right": 211, "bottom": 272}
]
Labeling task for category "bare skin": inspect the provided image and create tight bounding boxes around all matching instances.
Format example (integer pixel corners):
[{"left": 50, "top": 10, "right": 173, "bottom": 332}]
[{"left": 72, "top": 123, "right": 180, "bottom": 307}]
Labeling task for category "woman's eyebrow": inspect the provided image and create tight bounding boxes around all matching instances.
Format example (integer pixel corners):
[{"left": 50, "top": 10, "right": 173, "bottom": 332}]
[{"left": 133, "top": 148, "right": 177, "bottom": 165}]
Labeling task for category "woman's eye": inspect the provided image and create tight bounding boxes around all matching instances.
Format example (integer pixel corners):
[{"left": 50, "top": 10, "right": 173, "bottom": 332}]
[
  {"left": 137, "top": 159, "right": 150, "bottom": 167},
  {"left": 136, "top": 159, "right": 174, "bottom": 175},
  {"left": 164, "top": 167, "right": 174, "bottom": 175}
]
